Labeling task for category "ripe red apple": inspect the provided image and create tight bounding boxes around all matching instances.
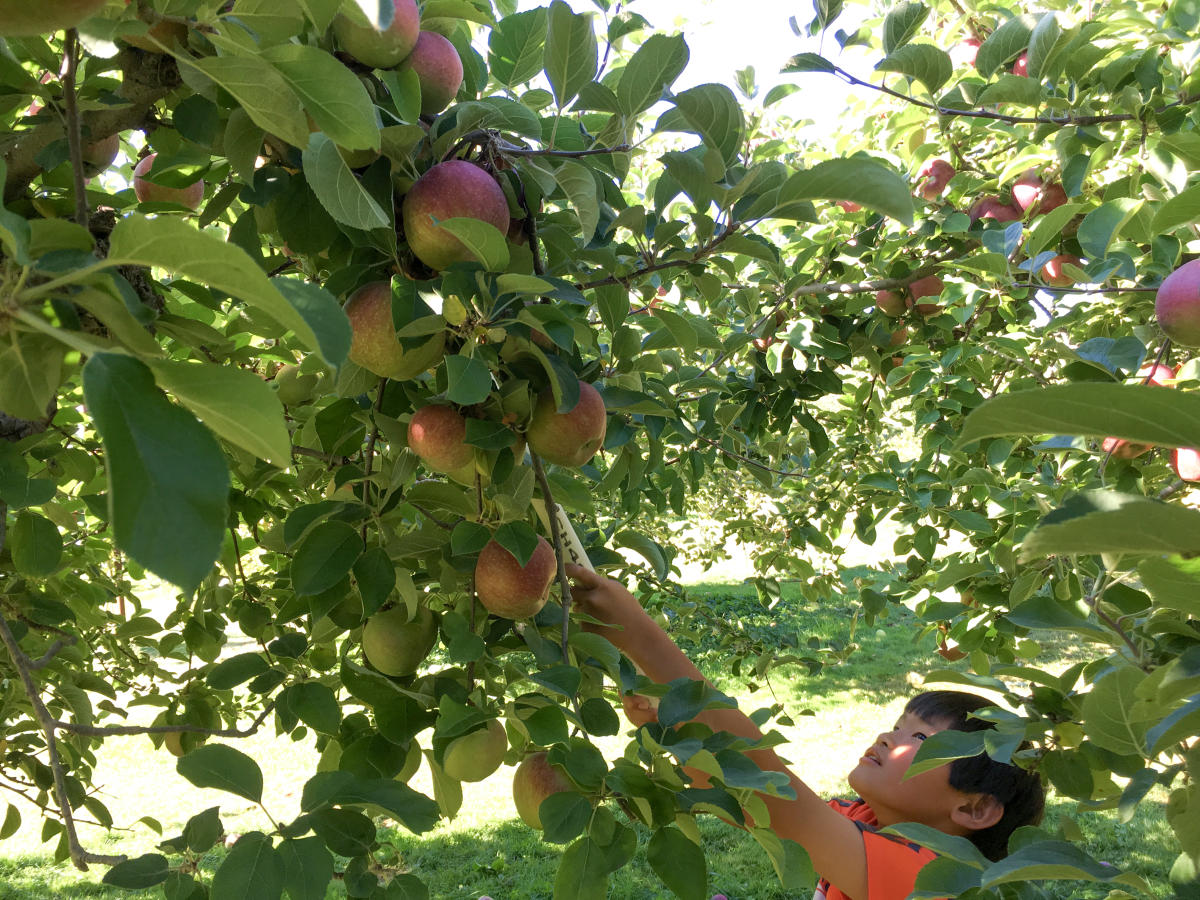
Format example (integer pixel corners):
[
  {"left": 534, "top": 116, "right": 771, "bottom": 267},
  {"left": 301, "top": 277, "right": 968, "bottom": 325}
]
[
  {"left": 1012, "top": 53, "right": 1029, "bottom": 77},
  {"left": 401, "top": 160, "right": 511, "bottom": 271},
  {"left": 1040, "top": 254, "right": 1081, "bottom": 287},
  {"left": 888, "top": 327, "right": 908, "bottom": 348},
  {"left": 1102, "top": 436, "right": 1150, "bottom": 460},
  {"left": 1137, "top": 363, "right": 1176, "bottom": 386},
  {"left": 1013, "top": 170, "right": 1067, "bottom": 216},
  {"left": 1156, "top": 259, "right": 1200, "bottom": 346},
  {"left": 875, "top": 290, "right": 906, "bottom": 317},
  {"left": 906, "top": 275, "right": 944, "bottom": 317},
  {"left": 82, "top": 134, "right": 120, "bottom": 178},
  {"left": 512, "top": 752, "right": 573, "bottom": 829},
  {"left": 526, "top": 380, "right": 607, "bottom": 468},
  {"left": 952, "top": 37, "right": 981, "bottom": 67},
  {"left": 1174, "top": 447, "right": 1200, "bottom": 481},
  {"left": 407, "top": 405, "right": 475, "bottom": 483},
  {"left": 836, "top": 200, "right": 862, "bottom": 213},
  {"left": 968, "top": 196, "right": 1022, "bottom": 222},
  {"left": 401, "top": 31, "right": 463, "bottom": 116},
  {"left": 0, "top": 0, "right": 107, "bottom": 35},
  {"left": 133, "top": 153, "right": 205, "bottom": 209},
  {"left": 361, "top": 605, "right": 437, "bottom": 677},
  {"left": 916, "top": 158, "right": 954, "bottom": 201},
  {"left": 474, "top": 536, "right": 557, "bottom": 619},
  {"left": 333, "top": 0, "right": 420, "bottom": 69}
]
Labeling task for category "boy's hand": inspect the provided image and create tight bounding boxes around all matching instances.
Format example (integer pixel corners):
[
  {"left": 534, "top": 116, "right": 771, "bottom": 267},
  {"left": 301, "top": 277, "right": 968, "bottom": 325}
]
[{"left": 566, "top": 564, "right": 659, "bottom": 658}]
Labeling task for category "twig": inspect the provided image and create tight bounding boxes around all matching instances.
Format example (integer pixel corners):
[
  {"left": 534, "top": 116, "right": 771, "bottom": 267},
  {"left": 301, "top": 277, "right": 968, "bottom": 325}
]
[
  {"left": 62, "top": 30, "right": 88, "bottom": 229},
  {"left": 53, "top": 703, "right": 276, "bottom": 739},
  {"left": 529, "top": 453, "right": 573, "bottom": 667},
  {"left": 696, "top": 435, "right": 805, "bottom": 478},
  {"left": 291, "top": 445, "right": 348, "bottom": 464},
  {"left": 577, "top": 223, "right": 741, "bottom": 291},
  {"left": 1158, "top": 478, "right": 1187, "bottom": 501},
  {"left": 27, "top": 636, "right": 77, "bottom": 671}
]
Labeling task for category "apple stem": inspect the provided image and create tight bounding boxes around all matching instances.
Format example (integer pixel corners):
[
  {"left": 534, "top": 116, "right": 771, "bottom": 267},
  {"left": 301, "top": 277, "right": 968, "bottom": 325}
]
[{"left": 62, "top": 30, "right": 88, "bottom": 230}]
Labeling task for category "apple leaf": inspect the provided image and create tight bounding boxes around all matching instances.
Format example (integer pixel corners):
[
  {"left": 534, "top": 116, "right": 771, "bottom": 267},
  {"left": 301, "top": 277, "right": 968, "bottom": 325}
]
[
  {"left": 776, "top": 159, "right": 914, "bottom": 225},
  {"left": 177, "top": 745, "right": 264, "bottom": 804},
  {"left": 444, "top": 355, "right": 494, "bottom": 405},
  {"left": 492, "top": 520, "right": 540, "bottom": 567},
  {"left": 543, "top": 0, "right": 597, "bottom": 109},
  {"left": 974, "top": 14, "right": 1039, "bottom": 78},
  {"left": 302, "top": 134, "right": 390, "bottom": 232},
  {"left": 434, "top": 217, "right": 510, "bottom": 272},
  {"left": 1022, "top": 491, "right": 1200, "bottom": 558},
  {"left": 882, "top": 2, "right": 929, "bottom": 55},
  {"left": 877, "top": 43, "right": 953, "bottom": 96},
  {"left": 262, "top": 44, "right": 379, "bottom": 152}
]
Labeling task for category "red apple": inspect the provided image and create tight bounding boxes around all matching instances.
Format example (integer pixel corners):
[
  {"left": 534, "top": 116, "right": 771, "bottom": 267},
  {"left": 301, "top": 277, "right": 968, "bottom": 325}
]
[
  {"left": 474, "top": 536, "right": 557, "bottom": 619},
  {"left": 1174, "top": 447, "right": 1200, "bottom": 481},
  {"left": 1013, "top": 170, "right": 1067, "bottom": 215},
  {"left": 0, "top": 0, "right": 107, "bottom": 35},
  {"left": 82, "top": 133, "right": 120, "bottom": 178},
  {"left": 1012, "top": 53, "right": 1029, "bottom": 77},
  {"left": 876, "top": 290, "right": 906, "bottom": 317},
  {"left": 952, "top": 37, "right": 981, "bottom": 67},
  {"left": 968, "top": 196, "right": 1022, "bottom": 222},
  {"left": 1040, "top": 254, "right": 1081, "bottom": 287},
  {"left": 512, "top": 752, "right": 573, "bottom": 829},
  {"left": 401, "top": 31, "right": 463, "bottom": 116},
  {"left": 1102, "top": 436, "right": 1150, "bottom": 460},
  {"left": 1137, "top": 364, "right": 1176, "bottom": 386},
  {"left": 407, "top": 405, "right": 475, "bottom": 483},
  {"left": 836, "top": 200, "right": 862, "bottom": 213},
  {"left": 333, "top": 0, "right": 420, "bottom": 69},
  {"left": 916, "top": 158, "right": 954, "bottom": 201},
  {"left": 1156, "top": 259, "right": 1200, "bottom": 347},
  {"left": 133, "top": 153, "right": 205, "bottom": 209},
  {"left": 526, "top": 380, "right": 607, "bottom": 468},
  {"left": 401, "top": 160, "right": 510, "bottom": 271}
]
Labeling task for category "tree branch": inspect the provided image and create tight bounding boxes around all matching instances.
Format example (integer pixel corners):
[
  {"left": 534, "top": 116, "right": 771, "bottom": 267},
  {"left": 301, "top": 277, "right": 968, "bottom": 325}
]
[
  {"left": 531, "top": 453, "right": 573, "bottom": 668},
  {"left": 576, "top": 223, "right": 741, "bottom": 291},
  {"left": 62, "top": 30, "right": 88, "bottom": 229},
  {"left": 52, "top": 703, "right": 275, "bottom": 739}
]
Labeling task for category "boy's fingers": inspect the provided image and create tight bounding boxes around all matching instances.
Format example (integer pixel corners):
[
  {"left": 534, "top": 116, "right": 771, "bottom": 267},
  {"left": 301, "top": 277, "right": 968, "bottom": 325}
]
[{"left": 565, "top": 564, "right": 603, "bottom": 586}]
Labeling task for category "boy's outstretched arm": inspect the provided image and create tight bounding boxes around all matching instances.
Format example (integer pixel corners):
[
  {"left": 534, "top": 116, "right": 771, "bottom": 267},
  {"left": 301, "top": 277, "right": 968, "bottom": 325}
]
[{"left": 567, "top": 566, "right": 870, "bottom": 899}]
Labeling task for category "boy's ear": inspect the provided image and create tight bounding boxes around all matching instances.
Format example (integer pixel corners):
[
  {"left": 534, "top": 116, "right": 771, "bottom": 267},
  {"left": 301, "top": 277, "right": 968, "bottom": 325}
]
[{"left": 950, "top": 793, "right": 1003, "bottom": 832}]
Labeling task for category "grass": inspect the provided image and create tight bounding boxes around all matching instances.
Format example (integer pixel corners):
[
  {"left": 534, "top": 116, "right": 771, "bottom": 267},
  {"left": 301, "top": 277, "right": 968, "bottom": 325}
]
[{"left": 0, "top": 580, "right": 1175, "bottom": 898}]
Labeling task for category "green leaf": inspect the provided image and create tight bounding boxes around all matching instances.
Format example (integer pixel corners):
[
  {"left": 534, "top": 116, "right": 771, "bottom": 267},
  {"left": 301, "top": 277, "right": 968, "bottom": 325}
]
[
  {"left": 981, "top": 840, "right": 1149, "bottom": 891},
  {"left": 278, "top": 837, "right": 334, "bottom": 900},
  {"left": 279, "top": 682, "right": 342, "bottom": 735},
  {"left": 781, "top": 52, "right": 837, "bottom": 74},
  {"left": 207, "top": 653, "right": 271, "bottom": 690},
  {"left": 102, "top": 854, "right": 170, "bottom": 889},
  {"left": 1076, "top": 198, "right": 1143, "bottom": 258},
  {"left": 1147, "top": 697, "right": 1200, "bottom": 756},
  {"left": 0, "top": 332, "right": 64, "bottom": 421},
  {"left": 433, "top": 218, "right": 510, "bottom": 271},
  {"left": 488, "top": 7, "right": 548, "bottom": 88},
  {"left": 1081, "top": 665, "right": 1152, "bottom": 756},
  {"left": 10, "top": 511, "right": 61, "bottom": 577},
  {"left": 1025, "top": 202, "right": 1085, "bottom": 257},
  {"left": 262, "top": 44, "right": 379, "bottom": 151},
  {"left": 958, "top": 383, "right": 1200, "bottom": 448},
  {"left": 660, "top": 83, "right": 744, "bottom": 167},
  {"left": 109, "top": 215, "right": 320, "bottom": 352},
  {"left": 300, "top": 771, "right": 440, "bottom": 834},
  {"left": 82, "top": 354, "right": 229, "bottom": 594},
  {"left": 882, "top": 2, "right": 929, "bottom": 55},
  {"left": 224, "top": 0, "right": 304, "bottom": 43},
  {"left": 544, "top": 0, "right": 598, "bottom": 108},
  {"left": 876, "top": 43, "right": 953, "bottom": 96},
  {"left": 291, "top": 521, "right": 363, "bottom": 597},
  {"left": 647, "top": 826, "right": 708, "bottom": 900},
  {"left": 974, "top": 14, "right": 1038, "bottom": 78},
  {"left": 976, "top": 74, "right": 1043, "bottom": 106},
  {"left": 302, "top": 133, "right": 390, "bottom": 231},
  {"left": 492, "top": 520, "right": 540, "bottom": 567},
  {"left": 177, "top": 745, "right": 264, "bottom": 803},
  {"left": 271, "top": 278, "right": 352, "bottom": 371},
  {"left": 147, "top": 359, "right": 291, "bottom": 468},
  {"left": 0, "top": 805, "right": 19, "bottom": 841},
  {"left": 906, "top": 729, "right": 986, "bottom": 777},
  {"left": 1152, "top": 182, "right": 1200, "bottom": 234},
  {"left": 1024, "top": 491, "right": 1200, "bottom": 558},
  {"left": 353, "top": 546, "right": 396, "bottom": 615},
  {"left": 617, "top": 33, "right": 690, "bottom": 115},
  {"left": 1139, "top": 556, "right": 1200, "bottom": 616},
  {"left": 554, "top": 160, "right": 599, "bottom": 243},
  {"left": 612, "top": 530, "right": 668, "bottom": 579},
  {"left": 539, "top": 792, "right": 592, "bottom": 845},
  {"left": 657, "top": 678, "right": 736, "bottom": 728},
  {"left": 211, "top": 832, "right": 284, "bottom": 900},
  {"left": 311, "top": 807, "right": 376, "bottom": 856},
  {"left": 184, "top": 54, "right": 309, "bottom": 149},
  {"left": 776, "top": 159, "right": 914, "bottom": 225},
  {"left": 554, "top": 837, "right": 611, "bottom": 900},
  {"left": 444, "top": 355, "right": 494, "bottom": 405},
  {"left": 182, "top": 806, "right": 223, "bottom": 854},
  {"left": 1025, "top": 11, "right": 1061, "bottom": 79}
]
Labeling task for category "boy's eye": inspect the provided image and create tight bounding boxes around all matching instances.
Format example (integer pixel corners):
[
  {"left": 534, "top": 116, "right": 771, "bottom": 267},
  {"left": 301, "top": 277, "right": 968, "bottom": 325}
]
[{"left": 914, "top": 732, "right": 928, "bottom": 741}]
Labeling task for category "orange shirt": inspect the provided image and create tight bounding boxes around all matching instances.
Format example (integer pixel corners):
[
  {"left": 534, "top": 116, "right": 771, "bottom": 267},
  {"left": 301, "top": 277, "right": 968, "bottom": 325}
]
[{"left": 814, "top": 799, "right": 939, "bottom": 900}]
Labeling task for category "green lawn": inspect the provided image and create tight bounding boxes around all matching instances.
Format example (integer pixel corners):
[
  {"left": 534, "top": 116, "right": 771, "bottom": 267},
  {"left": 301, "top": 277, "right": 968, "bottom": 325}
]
[{"left": 0, "top": 580, "right": 1174, "bottom": 898}]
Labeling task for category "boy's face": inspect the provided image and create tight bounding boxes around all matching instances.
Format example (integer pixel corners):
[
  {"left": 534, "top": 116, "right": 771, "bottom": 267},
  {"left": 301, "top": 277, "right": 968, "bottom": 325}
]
[{"left": 846, "top": 710, "right": 970, "bottom": 829}]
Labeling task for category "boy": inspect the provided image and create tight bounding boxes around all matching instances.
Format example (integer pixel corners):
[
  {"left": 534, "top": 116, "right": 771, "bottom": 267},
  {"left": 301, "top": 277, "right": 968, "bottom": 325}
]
[{"left": 566, "top": 565, "right": 1045, "bottom": 900}]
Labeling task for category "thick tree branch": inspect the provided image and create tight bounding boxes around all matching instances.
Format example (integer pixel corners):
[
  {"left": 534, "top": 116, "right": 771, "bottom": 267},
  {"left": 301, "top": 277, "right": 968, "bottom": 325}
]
[{"left": 62, "top": 31, "right": 87, "bottom": 229}]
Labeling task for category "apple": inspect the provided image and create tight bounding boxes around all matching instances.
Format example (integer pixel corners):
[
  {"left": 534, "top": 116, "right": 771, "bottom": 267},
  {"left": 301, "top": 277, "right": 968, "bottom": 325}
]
[
  {"left": 512, "top": 751, "right": 573, "bottom": 829},
  {"left": 951, "top": 37, "right": 981, "bottom": 67},
  {"left": 1174, "top": 447, "right": 1200, "bottom": 481},
  {"left": 968, "top": 196, "right": 1022, "bottom": 222},
  {"left": 475, "top": 536, "right": 556, "bottom": 619},
  {"left": 937, "top": 637, "right": 968, "bottom": 662},
  {"left": 133, "top": 154, "right": 205, "bottom": 210},
  {"left": 907, "top": 274, "right": 944, "bottom": 317},
  {"left": 82, "top": 133, "right": 120, "bottom": 178},
  {"left": 888, "top": 326, "right": 908, "bottom": 348},
  {"left": 361, "top": 605, "right": 437, "bottom": 677},
  {"left": 273, "top": 364, "right": 320, "bottom": 405},
  {"left": 344, "top": 281, "right": 447, "bottom": 380},
  {"left": 835, "top": 200, "right": 862, "bottom": 213},
  {"left": 0, "top": 0, "right": 107, "bottom": 35},
  {"left": 1012, "top": 170, "right": 1067, "bottom": 216},
  {"left": 407, "top": 405, "right": 475, "bottom": 482},
  {"left": 916, "top": 158, "right": 954, "bottom": 201},
  {"left": 401, "top": 31, "right": 463, "bottom": 116},
  {"left": 875, "top": 290, "right": 907, "bottom": 317},
  {"left": 1137, "top": 363, "right": 1176, "bottom": 386},
  {"left": 1040, "top": 254, "right": 1081, "bottom": 287},
  {"left": 333, "top": 0, "right": 420, "bottom": 69},
  {"left": 1101, "top": 436, "right": 1149, "bottom": 460},
  {"left": 402, "top": 160, "right": 511, "bottom": 271},
  {"left": 526, "top": 380, "right": 607, "bottom": 467},
  {"left": 1012, "top": 52, "right": 1029, "bottom": 77},
  {"left": 443, "top": 718, "right": 507, "bottom": 782},
  {"left": 1156, "top": 259, "right": 1200, "bottom": 346}
]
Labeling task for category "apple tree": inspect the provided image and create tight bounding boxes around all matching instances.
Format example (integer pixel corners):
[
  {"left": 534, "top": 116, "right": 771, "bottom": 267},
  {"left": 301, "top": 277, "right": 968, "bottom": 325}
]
[{"left": 0, "top": 0, "right": 1198, "bottom": 897}]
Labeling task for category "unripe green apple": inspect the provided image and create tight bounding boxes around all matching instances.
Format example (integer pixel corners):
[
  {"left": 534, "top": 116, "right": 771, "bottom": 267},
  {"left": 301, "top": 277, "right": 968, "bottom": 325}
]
[
  {"left": 0, "top": 0, "right": 107, "bottom": 35},
  {"left": 475, "top": 536, "right": 556, "bottom": 619},
  {"left": 443, "top": 718, "right": 507, "bottom": 782},
  {"left": 401, "top": 160, "right": 510, "bottom": 271},
  {"left": 361, "top": 605, "right": 437, "bottom": 677},
  {"left": 273, "top": 364, "right": 320, "bottom": 405},
  {"left": 526, "top": 380, "right": 606, "bottom": 468},
  {"left": 1156, "top": 259, "right": 1200, "bottom": 347},
  {"left": 133, "top": 153, "right": 205, "bottom": 210},
  {"left": 401, "top": 31, "right": 463, "bottom": 116},
  {"left": 512, "top": 751, "right": 573, "bottom": 829},
  {"left": 333, "top": 0, "right": 419, "bottom": 69},
  {"left": 407, "top": 405, "right": 474, "bottom": 479}
]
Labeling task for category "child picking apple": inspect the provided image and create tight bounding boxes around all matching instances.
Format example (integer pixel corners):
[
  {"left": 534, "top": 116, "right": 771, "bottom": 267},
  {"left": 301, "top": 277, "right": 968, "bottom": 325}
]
[{"left": 566, "top": 566, "right": 1044, "bottom": 900}]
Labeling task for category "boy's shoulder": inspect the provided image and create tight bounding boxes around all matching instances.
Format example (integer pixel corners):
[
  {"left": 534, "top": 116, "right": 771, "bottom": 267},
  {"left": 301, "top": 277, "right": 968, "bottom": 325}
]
[{"left": 823, "top": 798, "right": 941, "bottom": 900}]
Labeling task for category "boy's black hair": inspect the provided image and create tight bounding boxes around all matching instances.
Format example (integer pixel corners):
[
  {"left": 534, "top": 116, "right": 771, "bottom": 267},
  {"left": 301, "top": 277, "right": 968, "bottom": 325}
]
[{"left": 905, "top": 690, "right": 1045, "bottom": 861}]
